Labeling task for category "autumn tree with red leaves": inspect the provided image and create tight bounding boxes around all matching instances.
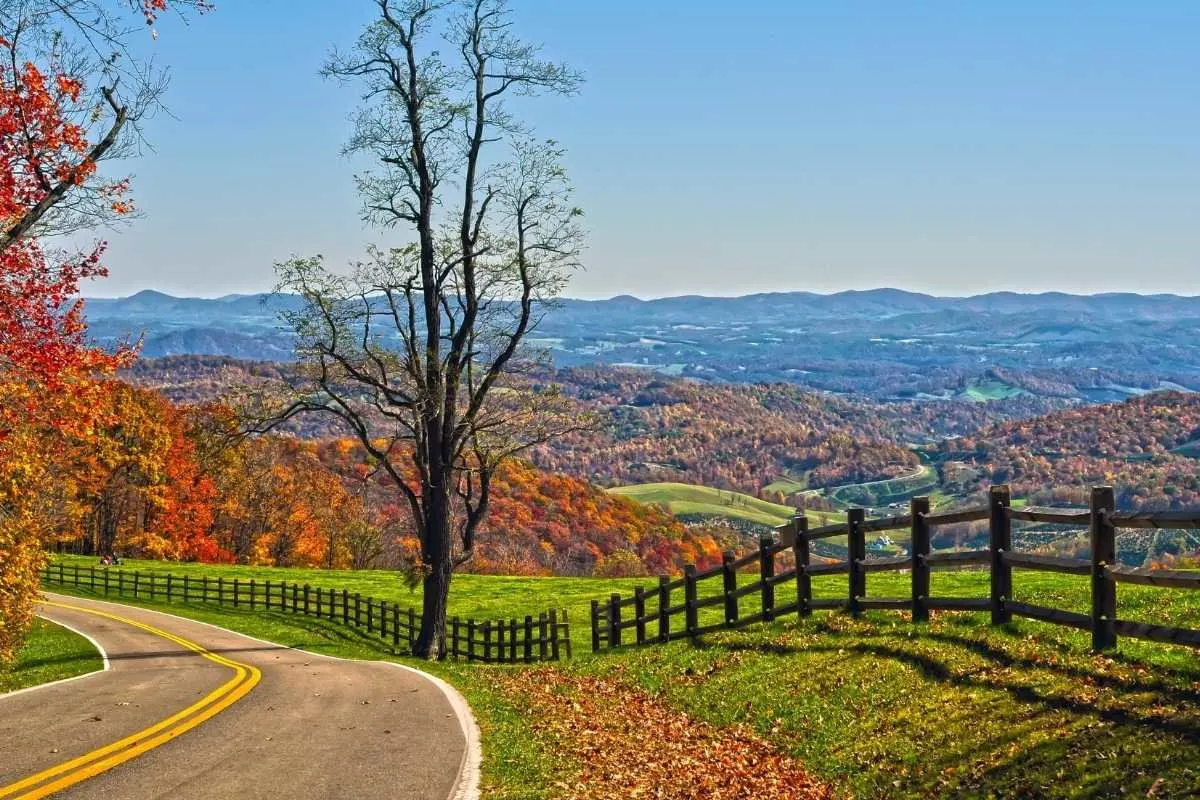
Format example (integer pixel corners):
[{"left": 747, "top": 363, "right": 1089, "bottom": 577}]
[{"left": 0, "top": 0, "right": 207, "bottom": 662}]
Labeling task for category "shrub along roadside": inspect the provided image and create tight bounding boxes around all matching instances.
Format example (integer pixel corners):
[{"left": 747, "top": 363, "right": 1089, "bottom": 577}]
[{"left": 39, "top": 567, "right": 1200, "bottom": 799}]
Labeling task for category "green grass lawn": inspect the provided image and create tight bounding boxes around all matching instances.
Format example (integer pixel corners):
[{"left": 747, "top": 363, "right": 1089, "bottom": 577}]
[
  {"left": 763, "top": 472, "right": 811, "bottom": 496},
  {"left": 48, "top": 554, "right": 638, "bottom": 631},
  {"left": 1, "top": 617, "right": 104, "bottom": 694},
  {"left": 962, "top": 377, "right": 1029, "bottom": 402},
  {"left": 39, "top": 559, "right": 1200, "bottom": 798},
  {"left": 609, "top": 481, "right": 843, "bottom": 528}
]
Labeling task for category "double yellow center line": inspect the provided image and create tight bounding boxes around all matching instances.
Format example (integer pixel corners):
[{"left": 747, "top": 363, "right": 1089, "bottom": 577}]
[{"left": 0, "top": 602, "right": 261, "bottom": 799}]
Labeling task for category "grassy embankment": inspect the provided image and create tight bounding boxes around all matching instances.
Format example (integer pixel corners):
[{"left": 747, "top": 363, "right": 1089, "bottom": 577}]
[
  {"left": 766, "top": 464, "right": 941, "bottom": 512},
  {"left": 608, "top": 482, "right": 843, "bottom": 528},
  {"left": 0, "top": 617, "right": 104, "bottom": 694},
  {"left": 41, "top": 553, "right": 1200, "bottom": 799}
]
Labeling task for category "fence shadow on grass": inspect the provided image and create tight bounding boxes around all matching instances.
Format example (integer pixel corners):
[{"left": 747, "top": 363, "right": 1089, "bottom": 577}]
[
  {"left": 688, "top": 622, "right": 1200, "bottom": 796},
  {"left": 696, "top": 625, "right": 1200, "bottom": 744}
]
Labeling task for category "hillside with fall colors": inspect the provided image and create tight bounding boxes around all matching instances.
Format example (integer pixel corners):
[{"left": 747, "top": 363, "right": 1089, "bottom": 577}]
[
  {"left": 125, "top": 357, "right": 1064, "bottom": 497},
  {"left": 932, "top": 392, "right": 1200, "bottom": 509},
  {"left": 109, "top": 356, "right": 1200, "bottom": 565},
  {"left": 35, "top": 377, "right": 732, "bottom": 578}
]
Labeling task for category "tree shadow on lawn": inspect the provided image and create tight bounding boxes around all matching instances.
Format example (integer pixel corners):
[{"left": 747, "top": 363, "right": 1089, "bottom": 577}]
[
  {"left": 9, "top": 652, "right": 102, "bottom": 671},
  {"left": 691, "top": 621, "right": 1200, "bottom": 797}
]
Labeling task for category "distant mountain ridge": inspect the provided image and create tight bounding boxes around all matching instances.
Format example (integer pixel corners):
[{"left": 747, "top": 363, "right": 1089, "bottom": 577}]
[{"left": 84, "top": 287, "right": 1200, "bottom": 401}]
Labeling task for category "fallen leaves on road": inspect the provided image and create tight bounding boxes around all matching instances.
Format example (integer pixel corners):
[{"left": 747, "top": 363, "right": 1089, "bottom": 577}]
[{"left": 497, "top": 668, "right": 832, "bottom": 800}]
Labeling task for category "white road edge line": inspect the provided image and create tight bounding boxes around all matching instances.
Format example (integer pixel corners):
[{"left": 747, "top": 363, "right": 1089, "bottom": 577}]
[
  {"left": 39, "top": 591, "right": 482, "bottom": 800},
  {"left": 0, "top": 609, "right": 112, "bottom": 702}
]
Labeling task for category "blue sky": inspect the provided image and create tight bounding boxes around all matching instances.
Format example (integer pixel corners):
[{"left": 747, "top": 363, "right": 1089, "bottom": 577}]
[{"left": 89, "top": 1, "right": 1199, "bottom": 298}]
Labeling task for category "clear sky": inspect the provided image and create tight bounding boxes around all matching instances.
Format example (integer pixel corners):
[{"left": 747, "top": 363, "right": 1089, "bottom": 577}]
[{"left": 88, "top": 1, "right": 1199, "bottom": 299}]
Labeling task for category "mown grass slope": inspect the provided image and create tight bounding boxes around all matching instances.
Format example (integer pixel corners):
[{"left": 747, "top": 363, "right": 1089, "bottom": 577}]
[
  {"left": 1, "top": 617, "right": 103, "bottom": 694},
  {"left": 610, "top": 482, "right": 843, "bottom": 528}
]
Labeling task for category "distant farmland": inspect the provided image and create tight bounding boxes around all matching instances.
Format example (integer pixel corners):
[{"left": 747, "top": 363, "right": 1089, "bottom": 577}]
[{"left": 609, "top": 482, "right": 842, "bottom": 528}]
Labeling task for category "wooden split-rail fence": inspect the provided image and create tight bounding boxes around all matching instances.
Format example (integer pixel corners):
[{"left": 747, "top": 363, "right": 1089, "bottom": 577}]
[
  {"left": 39, "top": 563, "right": 571, "bottom": 664},
  {"left": 591, "top": 485, "right": 1200, "bottom": 654}
]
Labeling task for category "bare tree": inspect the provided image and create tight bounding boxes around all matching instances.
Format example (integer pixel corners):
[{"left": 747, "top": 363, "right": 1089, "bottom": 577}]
[{"left": 267, "top": 0, "right": 584, "bottom": 658}]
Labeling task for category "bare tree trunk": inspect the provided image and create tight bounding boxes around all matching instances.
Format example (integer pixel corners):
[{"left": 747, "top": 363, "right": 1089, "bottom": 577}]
[{"left": 415, "top": 481, "right": 453, "bottom": 659}]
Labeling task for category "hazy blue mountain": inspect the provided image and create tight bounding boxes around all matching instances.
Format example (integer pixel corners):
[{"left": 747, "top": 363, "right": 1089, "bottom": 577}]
[{"left": 84, "top": 288, "right": 1200, "bottom": 401}]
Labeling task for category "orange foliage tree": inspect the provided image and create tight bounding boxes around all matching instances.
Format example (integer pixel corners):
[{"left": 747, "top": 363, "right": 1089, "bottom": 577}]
[{"left": 0, "top": 0, "right": 206, "bottom": 661}]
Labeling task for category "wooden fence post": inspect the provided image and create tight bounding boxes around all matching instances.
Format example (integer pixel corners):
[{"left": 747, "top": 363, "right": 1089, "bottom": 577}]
[
  {"left": 658, "top": 576, "right": 671, "bottom": 642},
  {"left": 217, "top": 576, "right": 224, "bottom": 605},
  {"left": 722, "top": 551, "right": 738, "bottom": 625},
  {"left": 539, "top": 613, "right": 549, "bottom": 661},
  {"left": 562, "top": 609, "right": 572, "bottom": 659},
  {"left": 483, "top": 622, "right": 493, "bottom": 664},
  {"left": 684, "top": 564, "right": 699, "bottom": 639},
  {"left": 133, "top": 571, "right": 140, "bottom": 598},
  {"left": 608, "top": 593, "right": 622, "bottom": 648},
  {"left": 233, "top": 578, "right": 240, "bottom": 608},
  {"left": 592, "top": 604, "right": 604, "bottom": 652},
  {"left": 634, "top": 587, "right": 647, "bottom": 645},
  {"left": 408, "top": 608, "right": 416, "bottom": 652},
  {"left": 117, "top": 570, "right": 123, "bottom": 596},
  {"left": 911, "top": 497, "right": 931, "bottom": 623},
  {"left": 990, "top": 485, "right": 1012, "bottom": 625},
  {"left": 1090, "top": 486, "right": 1118, "bottom": 651},
  {"left": 496, "top": 616, "right": 506, "bottom": 661},
  {"left": 524, "top": 615, "right": 534, "bottom": 663},
  {"left": 467, "top": 619, "right": 477, "bottom": 661},
  {"left": 166, "top": 573, "right": 173, "bottom": 602},
  {"left": 760, "top": 535, "right": 776, "bottom": 622},
  {"left": 792, "top": 514, "right": 811, "bottom": 617},
  {"left": 249, "top": 579, "right": 256, "bottom": 610},
  {"left": 391, "top": 605, "right": 400, "bottom": 649},
  {"left": 848, "top": 508, "right": 866, "bottom": 617},
  {"left": 549, "top": 609, "right": 560, "bottom": 660},
  {"left": 590, "top": 600, "right": 602, "bottom": 652}
]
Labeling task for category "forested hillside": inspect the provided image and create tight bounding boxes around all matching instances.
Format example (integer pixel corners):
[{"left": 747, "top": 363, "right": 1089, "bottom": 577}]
[
  {"left": 126, "top": 357, "right": 1064, "bottom": 496},
  {"left": 531, "top": 368, "right": 919, "bottom": 490},
  {"left": 40, "top": 378, "right": 732, "bottom": 578},
  {"left": 934, "top": 392, "right": 1200, "bottom": 509}
]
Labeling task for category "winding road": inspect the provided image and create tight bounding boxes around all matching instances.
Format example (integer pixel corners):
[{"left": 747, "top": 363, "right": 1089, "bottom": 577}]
[{"left": 0, "top": 593, "right": 478, "bottom": 800}]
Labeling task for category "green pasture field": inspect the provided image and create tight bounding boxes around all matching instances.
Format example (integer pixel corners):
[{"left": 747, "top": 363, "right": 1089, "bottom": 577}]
[
  {"left": 609, "top": 482, "right": 843, "bottom": 528},
  {"left": 39, "top": 557, "right": 1200, "bottom": 798}
]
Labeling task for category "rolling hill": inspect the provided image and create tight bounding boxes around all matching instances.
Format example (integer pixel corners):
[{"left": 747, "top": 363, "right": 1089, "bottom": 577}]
[{"left": 85, "top": 289, "right": 1200, "bottom": 401}]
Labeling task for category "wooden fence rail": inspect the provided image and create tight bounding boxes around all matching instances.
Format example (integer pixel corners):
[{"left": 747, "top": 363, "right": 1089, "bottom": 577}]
[
  {"left": 39, "top": 564, "right": 570, "bottom": 664},
  {"left": 591, "top": 485, "right": 1200, "bottom": 656}
]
